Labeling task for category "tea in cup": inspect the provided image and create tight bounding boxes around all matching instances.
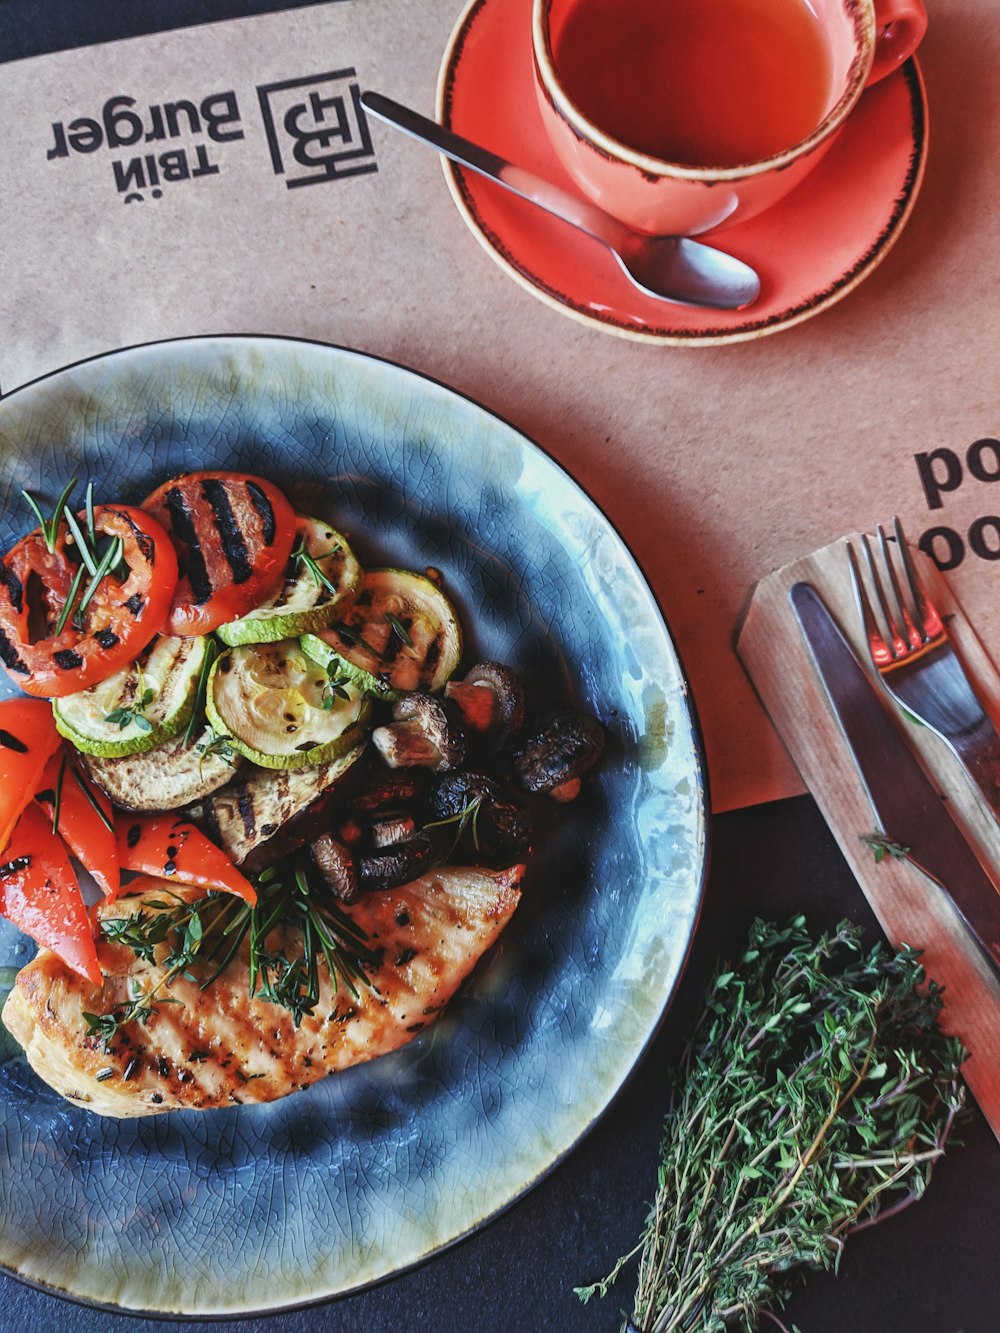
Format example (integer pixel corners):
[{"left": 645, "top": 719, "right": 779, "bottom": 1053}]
[{"left": 531, "top": 0, "right": 927, "bottom": 236}]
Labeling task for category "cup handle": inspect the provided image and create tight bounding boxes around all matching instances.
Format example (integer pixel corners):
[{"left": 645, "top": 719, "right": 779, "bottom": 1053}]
[{"left": 866, "top": 0, "right": 928, "bottom": 85}]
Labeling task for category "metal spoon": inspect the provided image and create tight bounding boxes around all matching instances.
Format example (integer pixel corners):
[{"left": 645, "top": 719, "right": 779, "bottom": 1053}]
[{"left": 360, "top": 91, "right": 761, "bottom": 312}]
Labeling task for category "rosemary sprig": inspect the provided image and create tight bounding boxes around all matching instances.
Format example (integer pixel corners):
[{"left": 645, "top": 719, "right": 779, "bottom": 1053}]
[
  {"left": 70, "top": 764, "right": 115, "bottom": 832},
  {"left": 21, "top": 477, "right": 77, "bottom": 553},
  {"left": 331, "top": 620, "right": 384, "bottom": 660},
  {"left": 85, "top": 480, "right": 97, "bottom": 547},
  {"left": 85, "top": 858, "right": 383, "bottom": 1050},
  {"left": 183, "top": 638, "right": 220, "bottom": 746},
  {"left": 576, "top": 917, "right": 966, "bottom": 1333},
  {"left": 292, "top": 537, "right": 342, "bottom": 596},
  {"left": 425, "top": 796, "right": 483, "bottom": 853},
  {"left": 75, "top": 535, "right": 123, "bottom": 621},
  {"left": 24, "top": 477, "right": 123, "bottom": 635},
  {"left": 385, "top": 611, "right": 413, "bottom": 648},
  {"left": 63, "top": 506, "right": 99, "bottom": 576},
  {"left": 54, "top": 562, "right": 87, "bottom": 635},
  {"left": 50, "top": 749, "right": 68, "bottom": 835}
]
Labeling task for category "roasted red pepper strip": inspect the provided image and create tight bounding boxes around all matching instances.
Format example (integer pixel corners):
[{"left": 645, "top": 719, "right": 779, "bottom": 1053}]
[
  {"left": 0, "top": 699, "right": 62, "bottom": 853},
  {"left": 0, "top": 801, "right": 100, "bottom": 985},
  {"left": 115, "top": 814, "right": 256, "bottom": 905},
  {"left": 34, "top": 751, "right": 119, "bottom": 899}
]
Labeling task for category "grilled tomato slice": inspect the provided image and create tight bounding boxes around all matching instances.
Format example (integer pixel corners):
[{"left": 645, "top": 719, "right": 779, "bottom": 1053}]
[
  {"left": 0, "top": 504, "right": 179, "bottom": 698},
  {"left": 143, "top": 471, "right": 297, "bottom": 636}
]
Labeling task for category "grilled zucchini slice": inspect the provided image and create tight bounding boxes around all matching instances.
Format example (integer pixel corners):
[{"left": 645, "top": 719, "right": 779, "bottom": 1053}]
[
  {"left": 299, "top": 631, "right": 397, "bottom": 702},
  {"left": 306, "top": 568, "right": 462, "bottom": 694},
  {"left": 53, "top": 635, "right": 211, "bottom": 758},
  {"left": 206, "top": 638, "right": 370, "bottom": 769},
  {"left": 216, "top": 515, "right": 362, "bottom": 646}
]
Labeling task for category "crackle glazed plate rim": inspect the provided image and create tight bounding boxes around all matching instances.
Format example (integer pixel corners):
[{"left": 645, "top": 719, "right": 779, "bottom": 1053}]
[{"left": 0, "top": 334, "right": 708, "bottom": 1316}]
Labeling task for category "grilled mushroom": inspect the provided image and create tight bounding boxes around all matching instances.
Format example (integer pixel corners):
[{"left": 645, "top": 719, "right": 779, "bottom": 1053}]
[
  {"left": 372, "top": 693, "right": 467, "bottom": 771},
  {"left": 426, "top": 771, "right": 532, "bottom": 863},
  {"left": 444, "top": 662, "right": 525, "bottom": 743},
  {"left": 310, "top": 832, "right": 360, "bottom": 903},
  {"left": 347, "top": 771, "right": 429, "bottom": 812},
  {"left": 357, "top": 830, "right": 441, "bottom": 892},
  {"left": 370, "top": 811, "right": 418, "bottom": 847},
  {"left": 512, "top": 709, "right": 605, "bottom": 801}
]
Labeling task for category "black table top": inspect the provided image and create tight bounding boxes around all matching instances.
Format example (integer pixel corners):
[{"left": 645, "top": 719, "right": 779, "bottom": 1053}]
[{"left": 2, "top": 5, "right": 999, "bottom": 1331}]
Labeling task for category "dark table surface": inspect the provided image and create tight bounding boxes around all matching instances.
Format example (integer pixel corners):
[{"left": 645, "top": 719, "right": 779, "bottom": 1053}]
[{"left": 2, "top": 4, "right": 999, "bottom": 1331}]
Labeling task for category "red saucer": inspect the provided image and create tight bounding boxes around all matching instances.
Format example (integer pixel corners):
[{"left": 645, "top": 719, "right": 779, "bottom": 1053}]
[{"left": 436, "top": 0, "right": 928, "bottom": 346}]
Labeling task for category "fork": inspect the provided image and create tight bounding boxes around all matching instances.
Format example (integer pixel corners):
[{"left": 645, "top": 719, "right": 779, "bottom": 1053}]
[{"left": 847, "top": 516, "right": 1000, "bottom": 819}]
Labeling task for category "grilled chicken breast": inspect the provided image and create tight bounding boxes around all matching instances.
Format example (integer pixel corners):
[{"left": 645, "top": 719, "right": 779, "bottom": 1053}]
[{"left": 3, "top": 863, "right": 522, "bottom": 1117}]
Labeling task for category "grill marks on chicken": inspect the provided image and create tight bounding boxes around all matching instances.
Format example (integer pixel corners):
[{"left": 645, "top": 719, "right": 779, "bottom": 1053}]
[{"left": 2, "top": 864, "right": 522, "bottom": 1117}]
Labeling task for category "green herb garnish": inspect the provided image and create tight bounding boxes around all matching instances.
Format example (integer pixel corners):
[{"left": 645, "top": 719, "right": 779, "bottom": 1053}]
[
  {"left": 384, "top": 611, "right": 413, "bottom": 648},
  {"left": 70, "top": 764, "right": 115, "bottom": 833},
  {"left": 320, "top": 662, "right": 353, "bottom": 712},
  {"left": 576, "top": 916, "right": 966, "bottom": 1332},
  {"left": 195, "top": 728, "right": 237, "bottom": 770},
  {"left": 292, "top": 537, "right": 342, "bottom": 597},
  {"left": 104, "top": 665, "right": 156, "bottom": 732},
  {"left": 50, "top": 749, "right": 68, "bottom": 835},
  {"left": 75, "top": 535, "right": 123, "bottom": 623},
  {"left": 105, "top": 683, "right": 155, "bottom": 732},
  {"left": 425, "top": 796, "right": 483, "bottom": 853},
  {"left": 21, "top": 477, "right": 77, "bottom": 554},
  {"left": 861, "top": 832, "right": 910, "bottom": 863},
  {"left": 84, "top": 859, "right": 383, "bottom": 1053},
  {"left": 54, "top": 561, "right": 88, "bottom": 636},
  {"left": 183, "top": 638, "right": 220, "bottom": 747},
  {"left": 330, "top": 620, "right": 384, "bottom": 660}
]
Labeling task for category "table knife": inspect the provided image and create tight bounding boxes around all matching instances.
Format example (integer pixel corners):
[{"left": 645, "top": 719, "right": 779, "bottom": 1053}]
[{"left": 790, "top": 580, "right": 1000, "bottom": 972}]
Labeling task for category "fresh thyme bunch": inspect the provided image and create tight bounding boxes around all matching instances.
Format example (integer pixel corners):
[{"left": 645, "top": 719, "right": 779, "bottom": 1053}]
[{"left": 577, "top": 916, "right": 967, "bottom": 1333}]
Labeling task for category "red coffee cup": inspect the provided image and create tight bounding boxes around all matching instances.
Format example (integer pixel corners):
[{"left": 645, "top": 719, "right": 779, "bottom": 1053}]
[{"left": 532, "top": 0, "right": 927, "bottom": 236}]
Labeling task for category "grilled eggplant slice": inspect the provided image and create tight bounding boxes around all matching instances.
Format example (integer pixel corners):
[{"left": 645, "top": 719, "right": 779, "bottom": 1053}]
[
  {"left": 191, "top": 742, "right": 367, "bottom": 866},
  {"left": 82, "top": 724, "right": 241, "bottom": 812}
]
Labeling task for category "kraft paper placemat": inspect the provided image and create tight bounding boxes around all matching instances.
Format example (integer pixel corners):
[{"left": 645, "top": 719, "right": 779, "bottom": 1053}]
[
  {"left": 737, "top": 536, "right": 1000, "bottom": 1138},
  {"left": 2, "top": 0, "right": 1000, "bottom": 813}
]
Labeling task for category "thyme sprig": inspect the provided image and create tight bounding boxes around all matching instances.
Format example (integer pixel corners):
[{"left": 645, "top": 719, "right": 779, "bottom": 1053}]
[
  {"left": 84, "top": 858, "right": 382, "bottom": 1050},
  {"left": 105, "top": 671, "right": 156, "bottom": 732},
  {"left": 195, "top": 728, "right": 237, "bottom": 770},
  {"left": 320, "top": 662, "right": 353, "bottom": 711},
  {"left": 577, "top": 917, "right": 966, "bottom": 1333},
  {"left": 861, "top": 831, "right": 910, "bottom": 863}
]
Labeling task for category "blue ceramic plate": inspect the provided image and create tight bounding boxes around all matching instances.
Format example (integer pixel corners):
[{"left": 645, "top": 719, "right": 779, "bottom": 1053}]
[{"left": 0, "top": 336, "right": 707, "bottom": 1315}]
